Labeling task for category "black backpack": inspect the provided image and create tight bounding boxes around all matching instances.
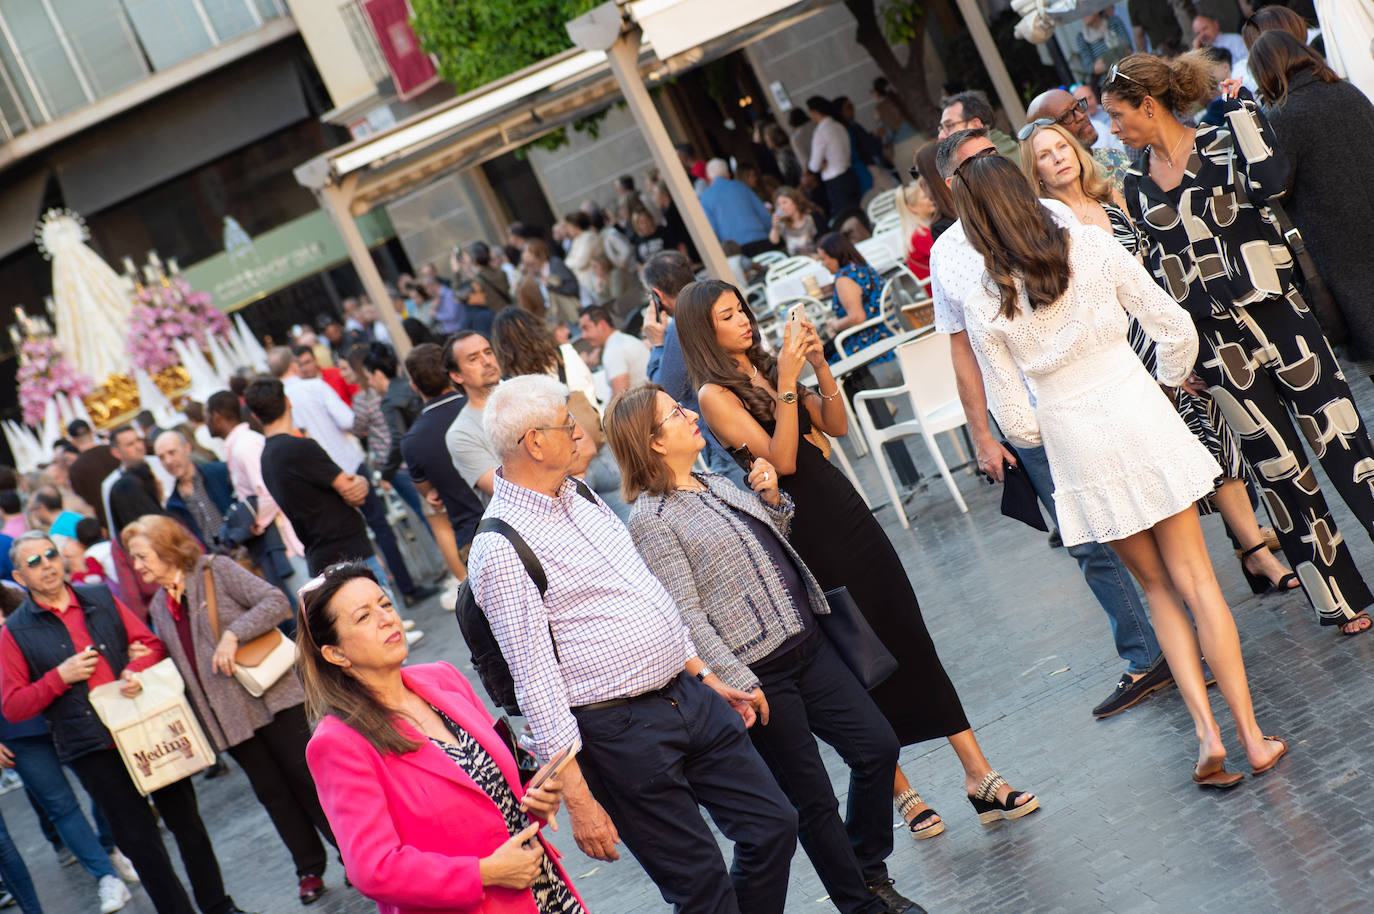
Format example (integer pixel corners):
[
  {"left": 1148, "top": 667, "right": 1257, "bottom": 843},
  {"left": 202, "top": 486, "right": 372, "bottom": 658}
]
[{"left": 456, "top": 481, "right": 597, "bottom": 715}]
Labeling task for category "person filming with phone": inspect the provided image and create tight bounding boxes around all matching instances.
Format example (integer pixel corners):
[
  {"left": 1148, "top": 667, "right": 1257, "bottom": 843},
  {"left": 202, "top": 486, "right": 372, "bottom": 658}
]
[{"left": 299, "top": 561, "right": 585, "bottom": 914}]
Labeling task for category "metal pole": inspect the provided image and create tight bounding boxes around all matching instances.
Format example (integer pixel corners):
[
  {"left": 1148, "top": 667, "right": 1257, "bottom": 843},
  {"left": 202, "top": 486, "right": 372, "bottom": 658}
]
[
  {"left": 603, "top": 27, "right": 733, "bottom": 282},
  {"left": 953, "top": 0, "right": 1026, "bottom": 129},
  {"left": 318, "top": 179, "right": 412, "bottom": 358}
]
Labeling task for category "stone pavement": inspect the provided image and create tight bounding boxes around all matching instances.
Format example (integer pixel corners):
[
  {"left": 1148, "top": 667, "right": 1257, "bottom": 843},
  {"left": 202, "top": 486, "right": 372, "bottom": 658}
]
[{"left": 11, "top": 384, "right": 1374, "bottom": 913}]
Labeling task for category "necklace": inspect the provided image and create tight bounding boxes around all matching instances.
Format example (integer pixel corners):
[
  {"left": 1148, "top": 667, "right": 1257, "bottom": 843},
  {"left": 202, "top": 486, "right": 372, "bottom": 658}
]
[
  {"left": 750, "top": 363, "right": 759, "bottom": 381},
  {"left": 1151, "top": 129, "right": 1192, "bottom": 169}
]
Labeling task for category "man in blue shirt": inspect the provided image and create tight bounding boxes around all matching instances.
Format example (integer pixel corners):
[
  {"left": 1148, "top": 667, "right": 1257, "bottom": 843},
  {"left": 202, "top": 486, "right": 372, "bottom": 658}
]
[{"left": 697, "top": 159, "right": 774, "bottom": 256}]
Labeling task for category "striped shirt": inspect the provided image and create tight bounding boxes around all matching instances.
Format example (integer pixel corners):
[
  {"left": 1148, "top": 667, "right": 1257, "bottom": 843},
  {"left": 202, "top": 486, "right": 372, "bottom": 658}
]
[{"left": 468, "top": 473, "right": 695, "bottom": 758}]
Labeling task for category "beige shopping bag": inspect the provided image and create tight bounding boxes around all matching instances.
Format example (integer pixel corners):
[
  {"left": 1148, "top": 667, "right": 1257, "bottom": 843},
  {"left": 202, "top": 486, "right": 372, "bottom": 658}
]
[{"left": 88, "top": 658, "right": 215, "bottom": 795}]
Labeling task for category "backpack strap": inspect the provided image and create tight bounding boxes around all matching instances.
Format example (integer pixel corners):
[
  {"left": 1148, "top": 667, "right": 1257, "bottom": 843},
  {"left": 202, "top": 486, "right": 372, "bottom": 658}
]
[
  {"left": 476, "top": 518, "right": 546, "bottom": 596},
  {"left": 573, "top": 479, "right": 597, "bottom": 505}
]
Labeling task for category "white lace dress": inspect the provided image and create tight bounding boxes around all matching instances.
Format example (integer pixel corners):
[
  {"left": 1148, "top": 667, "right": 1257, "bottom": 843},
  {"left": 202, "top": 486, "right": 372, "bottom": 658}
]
[{"left": 964, "top": 223, "right": 1221, "bottom": 546}]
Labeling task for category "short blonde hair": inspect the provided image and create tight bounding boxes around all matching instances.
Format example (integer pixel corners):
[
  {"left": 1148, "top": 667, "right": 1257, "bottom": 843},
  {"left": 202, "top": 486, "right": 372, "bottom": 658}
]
[{"left": 1018, "top": 122, "right": 1113, "bottom": 205}]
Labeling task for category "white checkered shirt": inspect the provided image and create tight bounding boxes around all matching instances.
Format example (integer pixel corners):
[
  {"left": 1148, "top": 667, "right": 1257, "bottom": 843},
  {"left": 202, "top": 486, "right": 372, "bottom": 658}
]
[{"left": 469, "top": 473, "right": 696, "bottom": 757}]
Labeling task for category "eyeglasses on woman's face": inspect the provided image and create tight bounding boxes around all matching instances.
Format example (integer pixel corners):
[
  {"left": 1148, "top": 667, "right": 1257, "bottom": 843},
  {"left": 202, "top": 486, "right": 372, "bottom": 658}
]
[{"left": 652, "top": 404, "right": 690, "bottom": 435}]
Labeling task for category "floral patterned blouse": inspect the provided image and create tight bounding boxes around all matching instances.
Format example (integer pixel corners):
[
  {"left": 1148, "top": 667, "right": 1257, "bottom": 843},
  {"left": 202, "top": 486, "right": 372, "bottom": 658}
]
[
  {"left": 828, "top": 262, "right": 892, "bottom": 364},
  {"left": 1122, "top": 94, "right": 1294, "bottom": 320}
]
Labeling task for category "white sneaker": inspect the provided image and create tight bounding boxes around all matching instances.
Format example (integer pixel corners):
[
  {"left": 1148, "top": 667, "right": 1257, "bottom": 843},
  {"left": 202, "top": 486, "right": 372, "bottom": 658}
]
[
  {"left": 99, "top": 875, "right": 131, "bottom": 913},
  {"left": 401, "top": 619, "right": 416, "bottom": 631},
  {"left": 108, "top": 849, "right": 139, "bottom": 883},
  {"left": 405, "top": 629, "right": 425, "bottom": 646}
]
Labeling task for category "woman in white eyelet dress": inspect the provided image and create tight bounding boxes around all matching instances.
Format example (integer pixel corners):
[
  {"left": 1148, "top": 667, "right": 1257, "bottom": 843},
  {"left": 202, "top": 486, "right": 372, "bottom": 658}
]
[
  {"left": 952, "top": 152, "right": 1287, "bottom": 788},
  {"left": 965, "top": 219, "right": 1220, "bottom": 546}
]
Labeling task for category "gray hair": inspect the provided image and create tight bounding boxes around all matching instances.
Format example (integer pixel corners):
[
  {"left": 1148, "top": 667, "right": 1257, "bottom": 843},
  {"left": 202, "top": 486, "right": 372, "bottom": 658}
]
[
  {"left": 705, "top": 158, "right": 731, "bottom": 180},
  {"left": 266, "top": 346, "right": 294, "bottom": 378},
  {"left": 483, "top": 375, "right": 571, "bottom": 462},
  {"left": 9, "top": 531, "right": 55, "bottom": 571},
  {"left": 153, "top": 429, "right": 189, "bottom": 452},
  {"left": 935, "top": 127, "right": 991, "bottom": 179}
]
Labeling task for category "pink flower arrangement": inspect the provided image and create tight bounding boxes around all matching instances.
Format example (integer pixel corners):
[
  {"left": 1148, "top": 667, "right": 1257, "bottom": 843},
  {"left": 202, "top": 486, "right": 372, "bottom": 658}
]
[
  {"left": 16, "top": 337, "right": 93, "bottom": 426},
  {"left": 127, "top": 278, "right": 232, "bottom": 373}
]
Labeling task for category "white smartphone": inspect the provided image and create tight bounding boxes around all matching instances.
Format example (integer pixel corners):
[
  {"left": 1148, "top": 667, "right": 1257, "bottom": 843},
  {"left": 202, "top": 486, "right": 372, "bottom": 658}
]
[{"left": 786, "top": 302, "right": 808, "bottom": 324}]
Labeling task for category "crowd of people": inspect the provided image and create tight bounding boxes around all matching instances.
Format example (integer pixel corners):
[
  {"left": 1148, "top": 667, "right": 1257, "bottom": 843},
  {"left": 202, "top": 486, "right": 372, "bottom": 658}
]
[{"left": 0, "top": 3, "right": 1368, "bottom": 914}]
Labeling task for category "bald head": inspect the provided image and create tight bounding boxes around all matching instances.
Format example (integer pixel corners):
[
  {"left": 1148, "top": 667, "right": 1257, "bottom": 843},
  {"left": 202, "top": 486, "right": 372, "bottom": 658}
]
[
  {"left": 1026, "top": 88, "right": 1097, "bottom": 147},
  {"left": 153, "top": 430, "right": 194, "bottom": 483}
]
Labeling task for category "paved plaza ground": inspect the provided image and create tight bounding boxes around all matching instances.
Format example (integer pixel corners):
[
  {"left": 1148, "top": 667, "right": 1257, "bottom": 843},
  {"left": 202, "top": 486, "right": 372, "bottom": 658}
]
[{"left": 15, "top": 375, "right": 1374, "bottom": 913}]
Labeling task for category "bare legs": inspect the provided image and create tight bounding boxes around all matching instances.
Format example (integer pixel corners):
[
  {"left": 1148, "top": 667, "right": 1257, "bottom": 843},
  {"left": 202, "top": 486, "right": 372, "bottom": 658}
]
[
  {"left": 891, "top": 728, "right": 1034, "bottom": 827},
  {"left": 1211, "top": 478, "right": 1296, "bottom": 586},
  {"left": 1108, "top": 506, "right": 1284, "bottom": 773},
  {"left": 424, "top": 513, "right": 468, "bottom": 581}
]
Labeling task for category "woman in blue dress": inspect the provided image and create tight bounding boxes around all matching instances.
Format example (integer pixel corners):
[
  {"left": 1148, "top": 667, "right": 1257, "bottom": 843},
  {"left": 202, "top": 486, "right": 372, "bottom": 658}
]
[{"left": 816, "top": 232, "right": 920, "bottom": 487}]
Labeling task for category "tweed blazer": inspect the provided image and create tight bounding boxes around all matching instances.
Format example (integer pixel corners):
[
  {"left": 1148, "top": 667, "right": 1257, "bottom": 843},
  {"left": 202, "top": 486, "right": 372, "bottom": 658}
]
[
  {"left": 627, "top": 473, "right": 830, "bottom": 692},
  {"left": 148, "top": 554, "right": 302, "bottom": 751}
]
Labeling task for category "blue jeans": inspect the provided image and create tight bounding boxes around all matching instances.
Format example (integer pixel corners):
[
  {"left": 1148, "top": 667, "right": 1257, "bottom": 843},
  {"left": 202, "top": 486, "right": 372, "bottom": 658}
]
[
  {"left": 1017, "top": 444, "right": 1161, "bottom": 674},
  {"left": 8, "top": 735, "right": 115, "bottom": 881},
  {"left": 0, "top": 809, "right": 41, "bottom": 914}
]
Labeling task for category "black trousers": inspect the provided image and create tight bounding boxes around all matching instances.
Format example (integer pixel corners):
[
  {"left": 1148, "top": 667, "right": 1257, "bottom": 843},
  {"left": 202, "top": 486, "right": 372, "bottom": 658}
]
[
  {"left": 573, "top": 675, "right": 798, "bottom": 914},
  {"left": 227, "top": 704, "right": 336, "bottom": 878},
  {"left": 69, "top": 748, "right": 234, "bottom": 914},
  {"left": 823, "top": 169, "right": 862, "bottom": 218},
  {"left": 355, "top": 468, "right": 417, "bottom": 595},
  {"left": 1194, "top": 294, "right": 1374, "bottom": 624},
  {"left": 748, "top": 631, "right": 898, "bottom": 914}
]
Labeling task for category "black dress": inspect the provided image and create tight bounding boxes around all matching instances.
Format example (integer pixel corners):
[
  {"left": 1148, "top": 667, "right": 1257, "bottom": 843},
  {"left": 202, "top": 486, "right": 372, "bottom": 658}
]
[{"left": 765, "top": 409, "right": 969, "bottom": 745}]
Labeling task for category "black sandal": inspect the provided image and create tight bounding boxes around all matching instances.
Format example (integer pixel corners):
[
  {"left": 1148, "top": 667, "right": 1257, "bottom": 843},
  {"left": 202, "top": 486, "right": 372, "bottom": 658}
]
[
  {"left": 967, "top": 771, "right": 1039, "bottom": 825},
  {"left": 895, "top": 788, "right": 944, "bottom": 839},
  {"left": 1238, "top": 543, "right": 1299, "bottom": 595}
]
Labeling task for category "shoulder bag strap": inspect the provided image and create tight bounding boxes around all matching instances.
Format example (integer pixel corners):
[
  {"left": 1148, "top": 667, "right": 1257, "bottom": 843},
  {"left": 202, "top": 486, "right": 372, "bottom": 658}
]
[
  {"left": 476, "top": 516, "right": 557, "bottom": 660},
  {"left": 203, "top": 567, "right": 221, "bottom": 639}
]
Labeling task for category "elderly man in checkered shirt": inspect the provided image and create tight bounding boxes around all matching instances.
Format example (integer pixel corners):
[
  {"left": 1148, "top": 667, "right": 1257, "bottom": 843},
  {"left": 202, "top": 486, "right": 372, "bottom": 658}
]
[{"left": 469, "top": 374, "right": 798, "bottom": 914}]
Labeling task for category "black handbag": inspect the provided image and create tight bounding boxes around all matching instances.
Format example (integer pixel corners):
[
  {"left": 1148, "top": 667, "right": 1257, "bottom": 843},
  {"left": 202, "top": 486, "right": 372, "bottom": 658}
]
[
  {"left": 817, "top": 587, "right": 898, "bottom": 690},
  {"left": 999, "top": 447, "right": 1048, "bottom": 532}
]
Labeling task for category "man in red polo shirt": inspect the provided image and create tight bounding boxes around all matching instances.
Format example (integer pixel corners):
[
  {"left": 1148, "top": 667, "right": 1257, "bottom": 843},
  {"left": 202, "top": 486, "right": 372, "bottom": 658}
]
[{"left": 3, "top": 532, "right": 246, "bottom": 914}]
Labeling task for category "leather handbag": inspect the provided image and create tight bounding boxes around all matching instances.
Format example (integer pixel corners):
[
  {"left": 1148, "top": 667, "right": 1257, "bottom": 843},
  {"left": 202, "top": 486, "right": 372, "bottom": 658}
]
[
  {"left": 816, "top": 586, "right": 898, "bottom": 690},
  {"left": 204, "top": 568, "right": 296, "bottom": 699}
]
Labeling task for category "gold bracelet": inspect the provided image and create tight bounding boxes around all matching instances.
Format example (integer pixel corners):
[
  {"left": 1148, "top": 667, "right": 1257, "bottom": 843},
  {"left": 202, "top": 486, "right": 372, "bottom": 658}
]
[{"left": 819, "top": 386, "right": 841, "bottom": 401}]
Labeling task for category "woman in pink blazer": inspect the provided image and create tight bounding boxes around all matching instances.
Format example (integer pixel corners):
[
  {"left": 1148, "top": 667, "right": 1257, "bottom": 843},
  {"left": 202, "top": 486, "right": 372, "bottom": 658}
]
[{"left": 297, "top": 562, "right": 586, "bottom": 914}]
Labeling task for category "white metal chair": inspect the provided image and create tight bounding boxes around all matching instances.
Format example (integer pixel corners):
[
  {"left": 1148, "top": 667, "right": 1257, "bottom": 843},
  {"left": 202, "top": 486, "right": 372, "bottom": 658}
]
[
  {"left": 752, "top": 250, "right": 787, "bottom": 268},
  {"left": 871, "top": 212, "right": 902, "bottom": 237},
  {"left": 852, "top": 333, "right": 969, "bottom": 528},
  {"left": 877, "top": 266, "right": 931, "bottom": 334},
  {"left": 855, "top": 236, "right": 901, "bottom": 276},
  {"left": 764, "top": 255, "right": 816, "bottom": 286},
  {"left": 866, "top": 188, "right": 899, "bottom": 223}
]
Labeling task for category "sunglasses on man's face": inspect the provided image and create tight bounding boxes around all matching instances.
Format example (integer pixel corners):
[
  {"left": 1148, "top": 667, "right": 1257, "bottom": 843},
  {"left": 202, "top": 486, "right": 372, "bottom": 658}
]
[{"left": 24, "top": 548, "right": 59, "bottom": 569}]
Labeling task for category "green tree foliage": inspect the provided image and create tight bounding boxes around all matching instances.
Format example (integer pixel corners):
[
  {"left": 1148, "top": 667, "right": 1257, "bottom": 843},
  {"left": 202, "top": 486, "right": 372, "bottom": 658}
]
[
  {"left": 410, "top": 0, "right": 604, "bottom": 151},
  {"left": 410, "top": 0, "right": 600, "bottom": 94}
]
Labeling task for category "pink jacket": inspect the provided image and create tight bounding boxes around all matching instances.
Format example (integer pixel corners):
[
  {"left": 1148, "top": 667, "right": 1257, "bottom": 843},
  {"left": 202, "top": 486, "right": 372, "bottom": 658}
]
[{"left": 306, "top": 663, "right": 584, "bottom": 914}]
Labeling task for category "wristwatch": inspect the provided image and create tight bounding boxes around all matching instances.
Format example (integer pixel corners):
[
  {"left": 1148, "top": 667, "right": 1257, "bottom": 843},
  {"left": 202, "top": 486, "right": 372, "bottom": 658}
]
[
  {"left": 695, "top": 666, "right": 713, "bottom": 682},
  {"left": 779, "top": 390, "right": 798, "bottom": 404}
]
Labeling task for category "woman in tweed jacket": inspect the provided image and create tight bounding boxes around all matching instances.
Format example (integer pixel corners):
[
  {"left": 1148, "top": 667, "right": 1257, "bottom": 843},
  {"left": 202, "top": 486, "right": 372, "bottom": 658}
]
[
  {"left": 122, "top": 515, "right": 337, "bottom": 906},
  {"left": 605, "top": 386, "right": 917, "bottom": 914}
]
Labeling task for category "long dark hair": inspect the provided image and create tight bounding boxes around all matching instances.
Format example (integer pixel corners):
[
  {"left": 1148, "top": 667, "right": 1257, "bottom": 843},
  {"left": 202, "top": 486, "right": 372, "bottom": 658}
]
[
  {"left": 675, "top": 279, "right": 787, "bottom": 424},
  {"left": 950, "top": 154, "right": 1071, "bottom": 320},
  {"left": 817, "top": 231, "right": 864, "bottom": 269},
  {"left": 296, "top": 562, "right": 421, "bottom": 756},
  {"left": 1249, "top": 30, "right": 1340, "bottom": 107},
  {"left": 914, "top": 140, "right": 957, "bottom": 225}
]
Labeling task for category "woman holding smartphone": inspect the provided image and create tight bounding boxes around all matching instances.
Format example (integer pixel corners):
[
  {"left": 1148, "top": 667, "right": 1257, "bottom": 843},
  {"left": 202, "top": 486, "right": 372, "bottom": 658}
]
[
  {"left": 676, "top": 279, "right": 1038, "bottom": 838},
  {"left": 299, "top": 563, "right": 585, "bottom": 914}
]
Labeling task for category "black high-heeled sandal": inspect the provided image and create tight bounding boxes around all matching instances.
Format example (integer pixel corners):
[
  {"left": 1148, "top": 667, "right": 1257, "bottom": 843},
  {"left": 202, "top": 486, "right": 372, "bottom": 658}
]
[
  {"left": 1238, "top": 543, "right": 1299, "bottom": 595},
  {"left": 966, "top": 771, "right": 1039, "bottom": 825},
  {"left": 895, "top": 787, "right": 945, "bottom": 839}
]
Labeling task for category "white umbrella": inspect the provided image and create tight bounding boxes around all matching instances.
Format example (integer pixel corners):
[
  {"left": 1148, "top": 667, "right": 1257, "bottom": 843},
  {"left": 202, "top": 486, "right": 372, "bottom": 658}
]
[{"left": 234, "top": 314, "right": 270, "bottom": 371}]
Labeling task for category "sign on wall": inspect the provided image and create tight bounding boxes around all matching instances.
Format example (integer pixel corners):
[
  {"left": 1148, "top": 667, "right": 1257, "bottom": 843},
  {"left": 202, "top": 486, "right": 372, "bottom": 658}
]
[{"left": 182, "top": 209, "right": 394, "bottom": 313}]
